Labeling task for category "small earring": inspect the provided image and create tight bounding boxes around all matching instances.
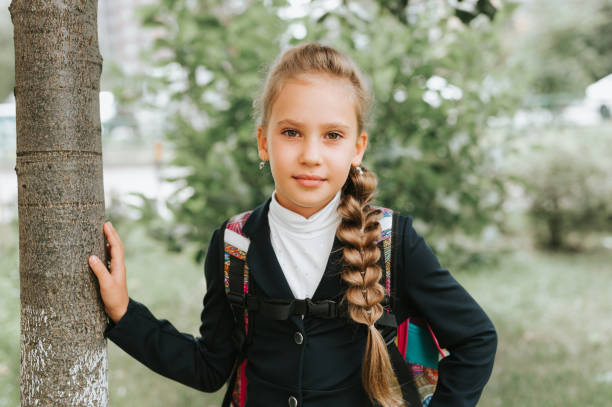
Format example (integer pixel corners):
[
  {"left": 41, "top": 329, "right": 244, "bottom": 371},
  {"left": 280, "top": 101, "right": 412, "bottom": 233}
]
[
  {"left": 355, "top": 165, "right": 363, "bottom": 175},
  {"left": 259, "top": 160, "right": 266, "bottom": 170}
]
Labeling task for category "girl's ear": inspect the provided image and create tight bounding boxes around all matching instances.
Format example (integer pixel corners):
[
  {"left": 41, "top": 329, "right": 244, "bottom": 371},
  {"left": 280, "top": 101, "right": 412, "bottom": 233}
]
[
  {"left": 352, "top": 131, "right": 368, "bottom": 166},
  {"left": 257, "top": 125, "right": 269, "bottom": 161}
]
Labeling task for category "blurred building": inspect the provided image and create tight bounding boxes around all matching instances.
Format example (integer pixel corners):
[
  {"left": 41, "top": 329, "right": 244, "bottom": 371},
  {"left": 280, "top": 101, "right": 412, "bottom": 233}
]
[
  {"left": 98, "top": 0, "right": 165, "bottom": 74},
  {"left": 561, "top": 73, "right": 612, "bottom": 126}
]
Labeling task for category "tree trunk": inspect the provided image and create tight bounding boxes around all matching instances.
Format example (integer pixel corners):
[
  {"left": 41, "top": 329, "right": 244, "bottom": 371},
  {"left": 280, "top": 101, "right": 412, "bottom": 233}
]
[{"left": 10, "top": 0, "right": 108, "bottom": 405}]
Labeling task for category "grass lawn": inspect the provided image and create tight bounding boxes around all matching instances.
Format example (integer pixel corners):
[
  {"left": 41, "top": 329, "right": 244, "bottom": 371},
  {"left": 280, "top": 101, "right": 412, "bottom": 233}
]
[
  {"left": 1, "top": 221, "right": 611, "bottom": 406},
  {"left": 464, "top": 247, "right": 612, "bottom": 406}
]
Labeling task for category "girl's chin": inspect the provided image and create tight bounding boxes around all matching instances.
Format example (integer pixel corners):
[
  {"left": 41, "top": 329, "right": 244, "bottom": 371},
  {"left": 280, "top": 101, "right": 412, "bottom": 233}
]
[{"left": 279, "top": 198, "right": 329, "bottom": 218}]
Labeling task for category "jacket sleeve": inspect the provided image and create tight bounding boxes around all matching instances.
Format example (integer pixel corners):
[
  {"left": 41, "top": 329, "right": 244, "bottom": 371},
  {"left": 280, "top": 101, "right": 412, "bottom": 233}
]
[
  {"left": 103, "top": 227, "right": 237, "bottom": 392},
  {"left": 393, "top": 215, "right": 497, "bottom": 407}
]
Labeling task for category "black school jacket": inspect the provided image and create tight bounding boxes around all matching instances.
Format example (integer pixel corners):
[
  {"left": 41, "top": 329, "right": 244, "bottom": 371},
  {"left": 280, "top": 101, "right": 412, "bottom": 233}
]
[{"left": 105, "top": 198, "right": 497, "bottom": 407}]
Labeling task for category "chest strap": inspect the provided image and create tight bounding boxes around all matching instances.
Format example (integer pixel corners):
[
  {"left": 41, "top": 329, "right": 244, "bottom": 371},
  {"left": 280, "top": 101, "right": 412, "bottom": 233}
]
[
  {"left": 228, "top": 292, "right": 394, "bottom": 322},
  {"left": 228, "top": 294, "right": 342, "bottom": 320},
  {"left": 227, "top": 292, "right": 397, "bottom": 322}
]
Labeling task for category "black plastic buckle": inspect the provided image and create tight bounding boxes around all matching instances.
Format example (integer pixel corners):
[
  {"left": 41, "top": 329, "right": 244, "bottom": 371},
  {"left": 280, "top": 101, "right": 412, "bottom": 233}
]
[
  {"left": 380, "top": 295, "right": 390, "bottom": 308},
  {"left": 306, "top": 299, "right": 337, "bottom": 319},
  {"left": 227, "top": 292, "right": 246, "bottom": 307},
  {"left": 375, "top": 311, "right": 399, "bottom": 345}
]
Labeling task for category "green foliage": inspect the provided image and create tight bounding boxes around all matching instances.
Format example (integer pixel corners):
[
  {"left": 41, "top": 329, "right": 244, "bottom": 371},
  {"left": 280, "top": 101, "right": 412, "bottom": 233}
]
[
  {"left": 509, "top": 124, "right": 612, "bottom": 250},
  {"left": 511, "top": 0, "right": 612, "bottom": 101},
  {"left": 375, "top": 0, "right": 499, "bottom": 25},
  {"left": 0, "top": 5, "right": 15, "bottom": 102},
  {"left": 127, "top": 0, "right": 522, "bottom": 267},
  {"left": 131, "top": 0, "right": 286, "bottom": 262}
]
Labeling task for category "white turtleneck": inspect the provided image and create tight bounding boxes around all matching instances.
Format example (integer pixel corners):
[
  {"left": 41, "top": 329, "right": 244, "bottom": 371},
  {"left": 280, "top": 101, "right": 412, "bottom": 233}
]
[{"left": 268, "top": 190, "right": 342, "bottom": 299}]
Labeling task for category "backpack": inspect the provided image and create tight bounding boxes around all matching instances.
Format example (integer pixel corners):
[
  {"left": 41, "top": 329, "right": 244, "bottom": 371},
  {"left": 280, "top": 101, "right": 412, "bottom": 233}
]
[{"left": 220, "top": 206, "right": 445, "bottom": 407}]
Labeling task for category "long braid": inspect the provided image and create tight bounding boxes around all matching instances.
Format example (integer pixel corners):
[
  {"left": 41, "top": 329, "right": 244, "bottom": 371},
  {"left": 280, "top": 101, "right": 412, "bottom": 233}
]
[{"left": 337, "top": 165, "right": 403, "bottom": 407}]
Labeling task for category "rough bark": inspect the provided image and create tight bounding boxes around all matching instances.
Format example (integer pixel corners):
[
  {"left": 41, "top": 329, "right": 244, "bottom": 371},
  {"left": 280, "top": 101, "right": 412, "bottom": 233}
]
[{"left": 10, "top": 0, "right": 108, "bottom": 405}]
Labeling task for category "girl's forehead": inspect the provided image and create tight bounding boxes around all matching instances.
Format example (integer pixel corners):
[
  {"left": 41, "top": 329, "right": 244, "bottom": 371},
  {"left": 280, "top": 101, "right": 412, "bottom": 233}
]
[
  {"left": 283, "top": 73, "right": 354, "bottom": 94},
  {"left": 269, "top": 73, "right": 358, "bottom": 127}
]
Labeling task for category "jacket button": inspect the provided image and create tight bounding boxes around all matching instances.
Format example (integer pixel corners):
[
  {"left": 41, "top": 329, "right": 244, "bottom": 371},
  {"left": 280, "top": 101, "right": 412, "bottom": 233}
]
[
  {"left": 294, "top": 331, "right": 304, "bottom": 345},
  {"left": 288, "top": 396, "right": 298, "bottom": 407}
]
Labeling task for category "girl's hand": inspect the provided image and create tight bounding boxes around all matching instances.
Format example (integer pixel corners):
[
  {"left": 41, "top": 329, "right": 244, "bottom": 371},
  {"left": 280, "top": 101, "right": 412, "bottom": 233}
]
[{"left": 89, "top": 222, "right": 129, "bottom": 324}]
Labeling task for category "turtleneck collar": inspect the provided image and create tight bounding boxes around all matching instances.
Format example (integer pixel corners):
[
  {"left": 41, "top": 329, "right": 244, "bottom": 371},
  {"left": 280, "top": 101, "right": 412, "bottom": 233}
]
[{"left": 269, "top": 190, "right": 342, "bottom": 239}]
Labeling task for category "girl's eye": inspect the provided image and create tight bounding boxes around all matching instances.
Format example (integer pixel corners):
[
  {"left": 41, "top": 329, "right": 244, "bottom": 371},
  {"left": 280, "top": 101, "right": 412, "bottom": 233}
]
[
  {"left": 282, "top": 129, "right": 299, "bottom": 138},
  {"left": 326, "top": 132, "right": 342, "bottom": 140}
]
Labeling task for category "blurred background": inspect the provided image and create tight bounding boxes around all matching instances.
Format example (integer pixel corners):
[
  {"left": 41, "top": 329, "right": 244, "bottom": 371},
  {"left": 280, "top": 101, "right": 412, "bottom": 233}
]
[{"left": 1, "top": 0, "right": 611, "bottom": 405}]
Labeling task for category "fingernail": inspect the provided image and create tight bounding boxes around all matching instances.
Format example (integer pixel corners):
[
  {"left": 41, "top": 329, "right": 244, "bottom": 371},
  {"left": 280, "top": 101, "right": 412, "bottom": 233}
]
[{"left": 90, "top": 255, "right": 99, "bottom": 264}]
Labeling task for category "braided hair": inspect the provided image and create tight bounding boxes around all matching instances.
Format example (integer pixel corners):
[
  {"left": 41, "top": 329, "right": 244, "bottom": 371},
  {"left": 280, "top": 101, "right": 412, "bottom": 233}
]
[{"left": 336, "top": 165, "right": 402, "bottom": 407}]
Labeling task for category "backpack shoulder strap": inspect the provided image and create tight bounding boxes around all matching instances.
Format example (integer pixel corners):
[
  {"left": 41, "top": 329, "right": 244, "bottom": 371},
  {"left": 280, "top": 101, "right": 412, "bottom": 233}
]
[
  {"left": 371, "top": 205, "right": 396, "bottom": 314},
  {"left": 222, "top": 210, "right": 253, "bottom": 407},
  {"left": 370, "top": 206, "right": 398, "bottom": 339},
  {"left": 372, "top": 207, "right": 423, "bottom": 404},
  {"left": 223, "top": 210, "right": 252, "bottom": 306}
]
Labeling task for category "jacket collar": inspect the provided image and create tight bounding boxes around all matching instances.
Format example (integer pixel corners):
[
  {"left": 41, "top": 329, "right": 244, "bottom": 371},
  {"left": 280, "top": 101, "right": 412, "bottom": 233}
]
[{"left": 241, "top": 198, "right": 345, "bottom": 301}]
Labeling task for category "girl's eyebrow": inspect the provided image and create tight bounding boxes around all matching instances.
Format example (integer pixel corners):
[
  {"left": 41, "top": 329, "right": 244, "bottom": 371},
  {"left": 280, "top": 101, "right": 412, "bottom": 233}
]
[{"left": 275, "top": 119, "right": 351, "bottom": 131}]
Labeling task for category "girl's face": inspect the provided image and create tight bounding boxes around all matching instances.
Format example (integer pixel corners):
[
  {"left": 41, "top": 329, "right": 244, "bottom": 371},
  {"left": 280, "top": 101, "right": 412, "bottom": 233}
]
[{"left": 257, "top": 73, "right": 367, "bottom": 219}]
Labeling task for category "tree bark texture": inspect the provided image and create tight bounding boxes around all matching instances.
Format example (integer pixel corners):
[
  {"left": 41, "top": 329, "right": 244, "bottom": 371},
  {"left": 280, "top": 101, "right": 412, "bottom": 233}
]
[{"left": 10, "top": 0, "right": 108, "bottom": 405}]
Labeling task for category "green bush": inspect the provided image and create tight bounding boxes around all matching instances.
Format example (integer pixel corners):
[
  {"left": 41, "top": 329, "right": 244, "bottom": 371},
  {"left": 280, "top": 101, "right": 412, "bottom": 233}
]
[{"left": 515, "top": 125, "right": 612, "bottom": 250}]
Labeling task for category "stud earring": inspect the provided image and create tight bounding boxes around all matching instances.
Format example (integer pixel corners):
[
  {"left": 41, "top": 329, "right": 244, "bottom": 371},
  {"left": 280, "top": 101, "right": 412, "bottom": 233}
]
[
  {"left": 259, "top": 160, "right": 266, "bottom": 170},
  {"left": 355, "top": 165, "right": 363, "bottom": 175}
]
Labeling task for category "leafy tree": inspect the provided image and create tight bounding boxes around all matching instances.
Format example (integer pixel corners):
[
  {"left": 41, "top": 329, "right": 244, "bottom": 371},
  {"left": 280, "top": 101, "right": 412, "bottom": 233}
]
[
  {"left": 130, "top": 0, "right": 286, "bottom": 262},
  {"left": 377, "top": 0, "right": 498, "bottom": 24},
  {"left": 129, "top": 0, "right": 521, "bottom": 267},
  {"left": 512, "top": 0, "right": 612, "bottom": 103},
  {"left": 512, "top": 127, "right": 612, "bottom": 250}
]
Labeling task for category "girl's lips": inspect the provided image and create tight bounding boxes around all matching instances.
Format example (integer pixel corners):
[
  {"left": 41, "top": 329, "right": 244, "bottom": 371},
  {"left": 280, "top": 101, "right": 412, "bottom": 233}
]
[{"left": 293, "top": 175, "right": 325, "bottom": 187}]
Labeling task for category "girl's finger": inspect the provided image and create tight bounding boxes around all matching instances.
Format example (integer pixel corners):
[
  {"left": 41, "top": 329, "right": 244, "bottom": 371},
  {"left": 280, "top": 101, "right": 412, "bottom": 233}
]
[
  {"left": 103, "top": 223, "right": 127, "bottom": 282},
  {"left": 89, "top": 255, "right": 111, "bottom": 286},
  {"left": 103, "top": 222, "right": 124, "bottom": 264}
]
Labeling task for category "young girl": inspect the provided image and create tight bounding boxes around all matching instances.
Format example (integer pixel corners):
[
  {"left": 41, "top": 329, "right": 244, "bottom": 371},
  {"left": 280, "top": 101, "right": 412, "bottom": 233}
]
[{"left": 89, "top": 42, "right": 497, "bottom": 407}]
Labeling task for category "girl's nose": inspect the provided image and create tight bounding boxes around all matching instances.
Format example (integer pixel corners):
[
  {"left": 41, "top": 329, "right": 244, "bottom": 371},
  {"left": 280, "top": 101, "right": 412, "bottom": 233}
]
[{"left": 299, "top": 136, "right": 322, "bottom": 165}]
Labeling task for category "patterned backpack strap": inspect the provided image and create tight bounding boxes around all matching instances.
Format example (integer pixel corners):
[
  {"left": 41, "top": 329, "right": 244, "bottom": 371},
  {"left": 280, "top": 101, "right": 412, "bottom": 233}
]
[
  {"left": 370, "top": 206, "right": 423, "bottom": 405},
  {"left": 222, "top": 210, "right": 253, "bottom": 407},
  {"left": 224, "top": 210, "right": 252, "bottom": 303},
  {"left": 369, "top": 205, "right": 395, "bottom": 313},
  {"left": 369, "top": 206, "right": 398, "bottom": 341}
]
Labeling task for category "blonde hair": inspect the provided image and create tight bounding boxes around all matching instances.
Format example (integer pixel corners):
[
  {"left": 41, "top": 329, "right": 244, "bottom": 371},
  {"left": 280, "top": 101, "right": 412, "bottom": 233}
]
[{"left": 253, "top": 42, "right": 403, "bottom": 407}]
